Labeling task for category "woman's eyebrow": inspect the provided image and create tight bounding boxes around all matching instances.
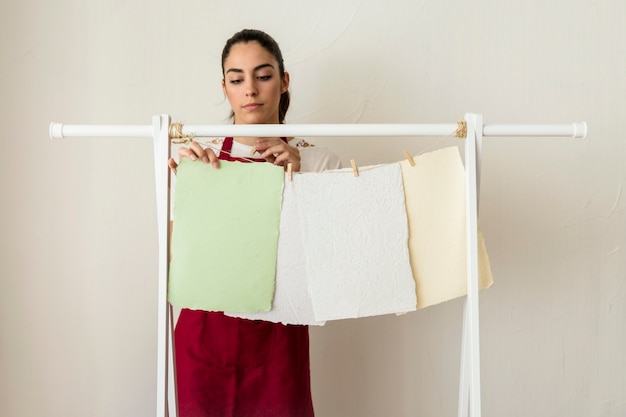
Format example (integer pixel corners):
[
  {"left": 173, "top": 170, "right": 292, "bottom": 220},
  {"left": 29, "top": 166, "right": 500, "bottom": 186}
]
[{"left": 225, "top": 63, "right": 275, "bottom": 74}]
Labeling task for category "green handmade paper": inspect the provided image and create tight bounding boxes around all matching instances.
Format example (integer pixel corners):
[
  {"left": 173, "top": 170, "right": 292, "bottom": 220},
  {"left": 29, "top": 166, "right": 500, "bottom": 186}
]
[{"left": 168, "top": 158, "right": 284, "bottom": 312}]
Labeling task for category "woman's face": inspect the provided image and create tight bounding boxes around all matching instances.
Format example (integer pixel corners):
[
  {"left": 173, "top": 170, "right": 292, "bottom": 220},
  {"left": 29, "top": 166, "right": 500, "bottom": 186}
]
[{"left": 222, "top": 41, "right": 289, "bottom": 125}]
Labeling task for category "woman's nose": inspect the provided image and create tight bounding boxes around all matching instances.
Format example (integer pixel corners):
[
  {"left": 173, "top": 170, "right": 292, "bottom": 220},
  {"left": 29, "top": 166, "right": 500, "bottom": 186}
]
[{"left": 245, "top": 80, "right": 258, "bottom": 96}]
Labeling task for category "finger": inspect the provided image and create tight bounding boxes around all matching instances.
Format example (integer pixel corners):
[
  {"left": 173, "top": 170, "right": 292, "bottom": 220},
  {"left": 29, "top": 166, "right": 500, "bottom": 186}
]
[
  {"left": 263, "top": 153, "right": 277, "bottom": 164},
  {"left": 189, "top": 142, "right": 220, "bottom": 168},
  {"left": 255, "top": 138, "right": 283, "bottom": 153},
  {"left": 178, "top": 145, "right": 220, "bottom": 168},
  {"left": 206, "top": 148, "right": 220, "bottom": 169},
  {"left": 178, "top": 146, "right": 198, "bottom": 161},
  {"left": 272, "top": 151, "right": 293, "bottom": 165},
  {"left": 264, "top": 144, "right": 300, "bottom": 162},
  {"left": 274, "top": 152, "right": 301, "bottom": 172},
  {"left": 189, "top": 141, "right": 210, "bottom": 163},
  {"left": 168, "top": 157, "right": 178, "bottom": 174},
  {"left": 260, "top": 143, "right": 296, "bottom": 159}
]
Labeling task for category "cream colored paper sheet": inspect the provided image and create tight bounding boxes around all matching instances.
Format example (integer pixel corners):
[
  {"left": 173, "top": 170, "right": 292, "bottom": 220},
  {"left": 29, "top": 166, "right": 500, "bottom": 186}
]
[{"left": 401, "top": 147, "right": 493, "bottom": 309}]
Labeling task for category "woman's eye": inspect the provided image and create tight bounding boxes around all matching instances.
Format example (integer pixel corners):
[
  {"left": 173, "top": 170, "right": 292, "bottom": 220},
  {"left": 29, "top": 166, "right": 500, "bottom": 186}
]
[
  {"left": 257, "top": 75, "right": 272, "bottom": 81},
  {"left": 229, "top": 79, "right": 243, "bottom": 84}
]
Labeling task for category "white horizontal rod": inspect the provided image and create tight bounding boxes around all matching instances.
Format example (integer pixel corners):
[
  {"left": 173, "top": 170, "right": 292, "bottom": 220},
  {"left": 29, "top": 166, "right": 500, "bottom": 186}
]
[
  {"left": 49, "top": 122, "right": 588, "bottom": 139},
  {"left": 181, "top": 123, "right": 460, "bottom": 137},
  {"left": 49, "top": 123, "right": 153, "bottom": 139},
  {"left": 483, "top": 122, "right": 587, "bottom": 138}
]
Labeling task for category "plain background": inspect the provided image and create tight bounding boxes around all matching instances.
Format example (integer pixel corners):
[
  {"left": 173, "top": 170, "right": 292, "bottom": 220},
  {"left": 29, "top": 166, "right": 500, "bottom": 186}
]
[{"left": 1, "top": 1, "right": 624, "bottom": 416}]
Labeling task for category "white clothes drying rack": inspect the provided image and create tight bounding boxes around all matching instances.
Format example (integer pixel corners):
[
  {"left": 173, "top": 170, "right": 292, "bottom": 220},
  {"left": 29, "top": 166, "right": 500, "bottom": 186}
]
[{"left": 49, "top": 113, "right": 587, "bottom": 417}]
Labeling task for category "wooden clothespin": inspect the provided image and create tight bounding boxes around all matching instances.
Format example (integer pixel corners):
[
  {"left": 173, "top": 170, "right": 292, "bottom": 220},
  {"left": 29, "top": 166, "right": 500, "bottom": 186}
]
[
  {"left": 403, "top": 150, "right": 415, "bottom": 166},
  {"left": 287, "top": 162, "right": 293, "bottom": 182},
  {"left": 350, "top": 159, "right": 359, "bottom": 177}
]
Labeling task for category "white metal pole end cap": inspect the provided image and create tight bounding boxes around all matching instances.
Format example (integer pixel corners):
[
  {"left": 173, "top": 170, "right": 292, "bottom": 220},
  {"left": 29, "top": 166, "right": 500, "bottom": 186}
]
[
  {"left": 49, "top": 123, "right": 64, "bottom": 139},
  {"left": 573, "top": 122, "right": 588, "bottom": 138}
]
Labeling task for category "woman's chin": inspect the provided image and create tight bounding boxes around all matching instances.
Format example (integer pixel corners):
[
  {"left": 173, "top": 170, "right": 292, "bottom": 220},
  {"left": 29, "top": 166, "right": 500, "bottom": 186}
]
[{"left": 235, "top": 112, "right": 279, "bottom": 125}]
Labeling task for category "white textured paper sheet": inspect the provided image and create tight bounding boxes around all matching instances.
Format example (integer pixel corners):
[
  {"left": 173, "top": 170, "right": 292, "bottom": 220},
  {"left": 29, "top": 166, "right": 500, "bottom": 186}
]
[{"left": 295, "top": 163, "right": 417, "bottom": 321}]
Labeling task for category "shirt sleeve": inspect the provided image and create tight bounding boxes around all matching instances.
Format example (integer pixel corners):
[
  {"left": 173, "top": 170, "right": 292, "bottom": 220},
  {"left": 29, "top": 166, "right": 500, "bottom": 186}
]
[{"left": 299, "top": 147, "right": 342, "bottom": 173}]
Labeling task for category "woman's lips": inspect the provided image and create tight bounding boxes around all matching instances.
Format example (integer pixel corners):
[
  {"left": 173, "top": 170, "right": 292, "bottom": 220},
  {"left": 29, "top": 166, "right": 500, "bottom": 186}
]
[{"left": 243, "top": 103, "right": 262, "bottom": 110}]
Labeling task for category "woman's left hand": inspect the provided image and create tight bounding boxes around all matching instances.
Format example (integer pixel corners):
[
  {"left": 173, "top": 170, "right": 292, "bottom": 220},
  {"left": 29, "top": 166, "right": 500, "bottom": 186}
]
[{"left": 254, "top": 138, "right": 301, "bottom": 172}]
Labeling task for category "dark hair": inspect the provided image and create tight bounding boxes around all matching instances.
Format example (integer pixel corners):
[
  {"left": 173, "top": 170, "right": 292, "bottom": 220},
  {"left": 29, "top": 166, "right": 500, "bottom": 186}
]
[{"left": 222, "top": 29, "right": 290, "bottom": 124}]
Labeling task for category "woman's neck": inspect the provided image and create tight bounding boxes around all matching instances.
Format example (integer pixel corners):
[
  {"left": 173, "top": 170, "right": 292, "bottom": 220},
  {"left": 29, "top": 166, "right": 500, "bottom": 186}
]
[
  {"left": 232, "top": 118, "right": 282, "bottom": 146},
  {"left": 232, "top": 136, "right": 290, "bottom": 146},
  {"left": 232, "top": 136, "right": 258, "bottom": 146}
]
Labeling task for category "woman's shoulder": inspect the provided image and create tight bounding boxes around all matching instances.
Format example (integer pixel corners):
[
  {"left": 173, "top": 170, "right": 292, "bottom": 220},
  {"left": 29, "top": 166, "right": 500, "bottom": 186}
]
[{"left": 291, "top": 138, "right": 342, "bottom": 172}]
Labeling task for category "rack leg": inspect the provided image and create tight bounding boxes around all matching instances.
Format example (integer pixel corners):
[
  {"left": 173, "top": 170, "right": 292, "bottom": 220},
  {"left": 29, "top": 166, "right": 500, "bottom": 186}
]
[
  {"left": 154, "top": 115, "right": 174, "bottom": 417},
  {"left": 458, "top": 301, "right": 470, "bottom": 417},
  {"left": 457, "top": 113, "right": 483, "bottom": 417}
]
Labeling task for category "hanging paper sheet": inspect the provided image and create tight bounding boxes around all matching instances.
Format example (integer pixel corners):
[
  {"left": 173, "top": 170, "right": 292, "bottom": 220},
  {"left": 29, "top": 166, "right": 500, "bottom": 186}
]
[
  {"left": 226, "top": 177, "right": 326, "bottom": 326},
  {"left": 295, "top": 163, "right": 417, "bottom": 321},
  {"left": 168, "top": 158, "right": 284, "bottom": 312},
  {"left": 400, "top": 147, "right": 493, "bottom": 309}
]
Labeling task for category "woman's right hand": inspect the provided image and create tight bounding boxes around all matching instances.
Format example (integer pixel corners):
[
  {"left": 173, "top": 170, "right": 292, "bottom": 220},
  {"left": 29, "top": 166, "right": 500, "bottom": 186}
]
[{"left": 168, "top": 141, "right": 220, "bottom": 174}]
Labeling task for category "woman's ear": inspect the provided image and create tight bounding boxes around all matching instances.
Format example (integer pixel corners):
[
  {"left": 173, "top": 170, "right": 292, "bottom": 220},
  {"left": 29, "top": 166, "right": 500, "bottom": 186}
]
[
  {"left": 281, "top": 72, "right": 290, "bottom": 93},
  {"left": 221, "top": 79, "right": 226, "bottom": 94}
]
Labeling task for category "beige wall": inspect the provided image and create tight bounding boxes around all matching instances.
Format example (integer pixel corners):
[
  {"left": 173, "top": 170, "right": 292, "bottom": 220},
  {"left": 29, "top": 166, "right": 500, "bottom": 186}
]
[{"left": 1, "top": 1, "right": 624, "bottom": 416}]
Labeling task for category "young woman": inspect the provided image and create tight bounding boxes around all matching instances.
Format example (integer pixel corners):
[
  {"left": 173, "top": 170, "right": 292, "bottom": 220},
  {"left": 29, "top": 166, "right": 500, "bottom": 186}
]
[{"left": 168, "top": 29, "right": 340, "bottom": 417}]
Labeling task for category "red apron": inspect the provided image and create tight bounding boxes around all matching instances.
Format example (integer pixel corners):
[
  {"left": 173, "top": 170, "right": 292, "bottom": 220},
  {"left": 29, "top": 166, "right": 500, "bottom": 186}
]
[{"left": 174, "top": 137, "right": 314, "bottom": 417}]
